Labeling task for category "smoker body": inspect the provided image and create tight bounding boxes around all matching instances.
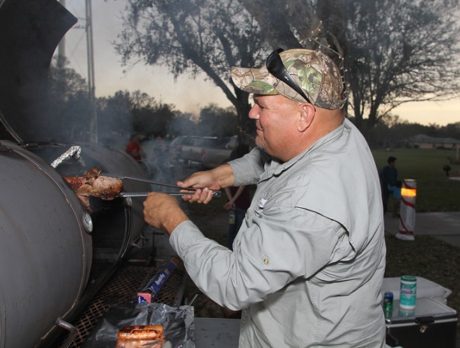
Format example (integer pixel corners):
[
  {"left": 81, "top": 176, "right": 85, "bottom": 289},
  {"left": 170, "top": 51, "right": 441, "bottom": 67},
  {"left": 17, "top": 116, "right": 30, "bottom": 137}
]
[
  {"left": 386, "top": 298, "right": 458, "bottom": 348},
  {"left": 0, "top": 141, "right": 151, "bottom": 347},
  {"left": 0, "top": 140, "right": 92, "bottom": 348}
]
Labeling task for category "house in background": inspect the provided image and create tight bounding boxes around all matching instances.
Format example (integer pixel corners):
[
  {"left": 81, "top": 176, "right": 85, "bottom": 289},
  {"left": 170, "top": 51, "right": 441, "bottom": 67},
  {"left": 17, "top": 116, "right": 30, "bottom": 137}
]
[
  {"left": 409, "top": 134, "right": 460, "bottom": 163},
  {"left": 409, "top": 134, "right": 460, "bottom": 150}
]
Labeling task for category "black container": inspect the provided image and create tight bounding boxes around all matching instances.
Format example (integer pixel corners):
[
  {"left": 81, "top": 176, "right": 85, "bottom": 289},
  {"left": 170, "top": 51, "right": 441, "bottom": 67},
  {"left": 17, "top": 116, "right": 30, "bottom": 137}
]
[{"left": 386, "top": 298, "right": 457, "bottom": 348}]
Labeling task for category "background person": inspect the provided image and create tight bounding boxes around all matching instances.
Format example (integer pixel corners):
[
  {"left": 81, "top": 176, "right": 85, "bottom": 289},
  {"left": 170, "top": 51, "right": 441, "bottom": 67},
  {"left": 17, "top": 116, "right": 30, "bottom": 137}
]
[
  {"left": 380, "top": 155, "right": 401, "bottom": 215},
  {"left": 125, "top": 134, "right": 144, "bottom": 161},
  {"left": 143, "top": 48, "right": 386, "bottom": 347},
  {"left": 223, "top": 143, "right": 252, "bottom": 250}
]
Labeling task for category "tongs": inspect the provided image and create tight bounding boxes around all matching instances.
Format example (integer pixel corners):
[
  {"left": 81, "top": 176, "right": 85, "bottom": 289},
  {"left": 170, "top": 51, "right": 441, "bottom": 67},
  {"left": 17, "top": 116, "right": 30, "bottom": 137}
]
[{"left": 116, "top": 175, "right": 221, "bottom": 198}]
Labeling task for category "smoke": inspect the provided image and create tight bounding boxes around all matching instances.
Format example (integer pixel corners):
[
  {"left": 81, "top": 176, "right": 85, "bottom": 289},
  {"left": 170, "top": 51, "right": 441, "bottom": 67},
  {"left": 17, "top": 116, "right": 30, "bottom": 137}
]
[{"left": 141, "top": 137, "right": 175, "bottom": 184}]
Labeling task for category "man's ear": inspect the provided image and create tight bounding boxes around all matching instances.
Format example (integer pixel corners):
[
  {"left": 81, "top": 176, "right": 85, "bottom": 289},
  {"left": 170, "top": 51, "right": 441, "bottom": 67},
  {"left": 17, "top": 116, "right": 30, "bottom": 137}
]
[{"left": 297, "top": 103, "right": 315, "bottom": 132}]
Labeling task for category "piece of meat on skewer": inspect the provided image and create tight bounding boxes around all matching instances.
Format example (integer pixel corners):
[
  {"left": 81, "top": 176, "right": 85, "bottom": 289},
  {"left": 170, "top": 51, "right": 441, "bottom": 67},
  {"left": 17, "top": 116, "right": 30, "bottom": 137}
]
[{"left": 64, "top": 168, "right": 124, "bottom": 211}]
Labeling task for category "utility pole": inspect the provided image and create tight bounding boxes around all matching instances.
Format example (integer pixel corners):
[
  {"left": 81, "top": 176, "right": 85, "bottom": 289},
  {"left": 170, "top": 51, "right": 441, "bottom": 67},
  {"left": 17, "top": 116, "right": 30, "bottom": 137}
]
[
  {"left": 85, "top": 0, "right": 97, "bottom": 143},
  {"left": 57, "top": 0, "right": 66, "bottom": 69}
]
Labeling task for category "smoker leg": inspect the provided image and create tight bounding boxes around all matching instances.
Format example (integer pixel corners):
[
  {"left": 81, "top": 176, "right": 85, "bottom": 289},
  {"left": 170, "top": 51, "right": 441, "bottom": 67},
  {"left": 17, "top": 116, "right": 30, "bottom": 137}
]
[{"left": 55, "top": 318, "right": 77, "bottom": 348}]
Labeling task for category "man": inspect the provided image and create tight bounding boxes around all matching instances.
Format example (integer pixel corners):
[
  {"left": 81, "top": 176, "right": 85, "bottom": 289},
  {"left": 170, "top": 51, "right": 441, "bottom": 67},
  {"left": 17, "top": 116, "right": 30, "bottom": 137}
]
[
  {"left": 144, "top": 48, "right": 386, "bottom": 347},
  {"left": 380, "top": 156, "right": 400, "bottom": 214}
]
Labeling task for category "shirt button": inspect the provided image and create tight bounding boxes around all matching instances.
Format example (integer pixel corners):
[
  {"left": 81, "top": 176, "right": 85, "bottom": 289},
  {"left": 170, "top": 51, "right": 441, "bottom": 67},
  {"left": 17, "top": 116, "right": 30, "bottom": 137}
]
[{"left": 263, "top": 256, "right": 269, "bottom": 265}]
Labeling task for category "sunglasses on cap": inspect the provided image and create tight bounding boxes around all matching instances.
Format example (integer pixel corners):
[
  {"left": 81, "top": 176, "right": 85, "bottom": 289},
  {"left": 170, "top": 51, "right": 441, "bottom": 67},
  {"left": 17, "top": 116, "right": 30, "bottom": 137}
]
[{"left": 265, "top": 48, "right": 313, "bottom": 104}]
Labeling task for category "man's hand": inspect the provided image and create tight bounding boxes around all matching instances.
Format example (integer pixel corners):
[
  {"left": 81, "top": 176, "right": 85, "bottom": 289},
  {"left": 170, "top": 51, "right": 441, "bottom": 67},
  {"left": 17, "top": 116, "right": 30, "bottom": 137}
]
[
  {"left": 177, "top": 164, "right": 235, "bottom": 204},
  {"left": 143, "top": 192, "right": 189, "bottom": 236}
]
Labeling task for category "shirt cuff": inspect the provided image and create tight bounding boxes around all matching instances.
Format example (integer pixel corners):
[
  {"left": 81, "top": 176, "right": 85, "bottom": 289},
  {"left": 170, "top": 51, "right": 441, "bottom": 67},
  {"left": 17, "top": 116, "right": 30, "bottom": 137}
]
[{"left": 169, "top": 220, "right": 206, "bottom": 257}]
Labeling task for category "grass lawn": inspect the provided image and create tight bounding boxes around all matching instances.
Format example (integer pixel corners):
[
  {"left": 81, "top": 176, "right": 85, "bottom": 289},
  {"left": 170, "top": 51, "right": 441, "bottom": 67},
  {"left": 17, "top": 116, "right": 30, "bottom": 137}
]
[{"left": 373, "top": 148, "right": 460, "bottom": 212}]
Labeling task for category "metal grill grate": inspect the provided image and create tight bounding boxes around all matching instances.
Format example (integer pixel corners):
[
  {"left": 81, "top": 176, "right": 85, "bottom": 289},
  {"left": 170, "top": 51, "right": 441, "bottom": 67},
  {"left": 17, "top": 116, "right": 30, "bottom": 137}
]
[{"left": 67, "top": 262, "right": 184, "bottom": 347}]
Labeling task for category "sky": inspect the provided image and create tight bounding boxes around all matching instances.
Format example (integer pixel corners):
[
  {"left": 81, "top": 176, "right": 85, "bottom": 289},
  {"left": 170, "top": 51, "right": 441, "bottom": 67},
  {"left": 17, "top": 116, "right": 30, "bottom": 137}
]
[{"left": 60, "top": 0, "right": 460, "bottom": 126}]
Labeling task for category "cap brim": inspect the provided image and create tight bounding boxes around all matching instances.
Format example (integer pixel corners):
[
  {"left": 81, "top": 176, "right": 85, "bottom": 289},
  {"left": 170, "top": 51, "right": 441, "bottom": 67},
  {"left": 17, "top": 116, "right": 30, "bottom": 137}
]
[
  {"left": 230, "top": 66, "right": 279, "bottom": 96},
  {"left": 231, "top": 66, "right": 307, "bottom": 103}
]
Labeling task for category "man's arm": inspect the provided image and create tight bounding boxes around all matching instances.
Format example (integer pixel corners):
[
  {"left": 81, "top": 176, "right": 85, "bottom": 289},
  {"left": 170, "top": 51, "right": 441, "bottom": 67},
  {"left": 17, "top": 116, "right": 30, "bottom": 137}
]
[
  {"left": 169, "top": 207, "right": 349, "bottom": 310},
  {"left": 229, "top": 147, "right": 265, "bottom": 186},
  {"left": 177, "top": 147, "right": 264, "bottom": 204}
]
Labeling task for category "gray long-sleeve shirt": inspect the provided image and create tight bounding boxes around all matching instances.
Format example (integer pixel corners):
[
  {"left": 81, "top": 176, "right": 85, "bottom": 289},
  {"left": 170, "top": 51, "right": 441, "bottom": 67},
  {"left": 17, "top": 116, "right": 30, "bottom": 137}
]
[{"left": 170, "top": 119, "right": 386, "bottom": 347}]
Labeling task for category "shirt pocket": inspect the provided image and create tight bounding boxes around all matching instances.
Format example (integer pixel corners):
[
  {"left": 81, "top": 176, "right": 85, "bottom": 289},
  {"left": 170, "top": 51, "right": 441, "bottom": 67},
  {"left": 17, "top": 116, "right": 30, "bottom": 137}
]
[{"left": 259, "top": 188, "right": 299, "bottom": 216}]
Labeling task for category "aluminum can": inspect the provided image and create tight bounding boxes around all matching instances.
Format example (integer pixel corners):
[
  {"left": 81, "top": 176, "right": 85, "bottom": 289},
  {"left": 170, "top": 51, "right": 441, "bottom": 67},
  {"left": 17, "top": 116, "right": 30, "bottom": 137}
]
[
  {"left": 400, "top": 275, "right": 417, "bottom": 310},
  {"left": 383, "top": 291, "right": 394, "bottom": 319},
  {"left": 141, "top": 257, "right": 180, "bottom": 302}
]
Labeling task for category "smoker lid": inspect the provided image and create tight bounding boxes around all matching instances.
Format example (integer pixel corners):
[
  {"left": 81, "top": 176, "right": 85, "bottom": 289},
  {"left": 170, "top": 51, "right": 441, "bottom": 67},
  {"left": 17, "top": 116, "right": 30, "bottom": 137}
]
[
  {"left": 0, "top": 0, "right": 77, "bottom": 142},
  {"left": 0, "top": 109, "right": 23, "bottom": 143}
]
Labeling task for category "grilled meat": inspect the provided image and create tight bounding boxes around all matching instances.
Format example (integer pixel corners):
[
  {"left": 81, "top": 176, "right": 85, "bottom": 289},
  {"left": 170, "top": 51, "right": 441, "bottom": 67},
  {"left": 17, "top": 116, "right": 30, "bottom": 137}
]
[
  {"left": 115, "top": 324, "right": 164, "bottom": 348},
  {"left": 64, "top": 168, "right": 123, "bottom": 211}
]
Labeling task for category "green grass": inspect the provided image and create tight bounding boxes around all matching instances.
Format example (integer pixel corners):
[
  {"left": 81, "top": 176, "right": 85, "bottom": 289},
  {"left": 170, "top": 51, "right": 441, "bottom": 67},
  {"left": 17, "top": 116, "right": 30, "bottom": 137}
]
[{"left": 373, "top": 149, "right": 460, "bottom": 212}]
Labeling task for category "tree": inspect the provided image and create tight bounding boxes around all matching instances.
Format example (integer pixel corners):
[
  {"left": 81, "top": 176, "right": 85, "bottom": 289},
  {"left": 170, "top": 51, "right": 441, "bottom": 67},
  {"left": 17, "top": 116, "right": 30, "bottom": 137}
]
[
  {"left": 116, "top": 0, "right": 268, "bottom": 134},
  {"left": 47, "top": 57, "right": 93, "bottom": 142},
  {"left": 440, "top": 122, "right": 460, "bottom": 140},
  {"left": 117, "top": 0, "right": 459, "bottom": 135},
  {"left": 97, "top": 90, "right": 176, "bottom": 148},
  {"left": 197, "top": 104, "right": 238, "bottom": 137},
  {"left": 49, "top": 57, "right": 88, "bottom": 102},
  {"left": 132, "top": 101, "right": 176, "bottom": 137},
  {"left": 97, "top": 90, "right": 134, "bottom": 148},
  {"left": 237, "top": 0, "right": 311, "bottom": 49},
  {"left": 239, "top": 0, "right": 460, "bottom": 133},
  {"left": 344, "top": 0, "right": 460, "bottom": 131},
  {"left": 167, "top": 111, "right": 197, "bottom": 136}
]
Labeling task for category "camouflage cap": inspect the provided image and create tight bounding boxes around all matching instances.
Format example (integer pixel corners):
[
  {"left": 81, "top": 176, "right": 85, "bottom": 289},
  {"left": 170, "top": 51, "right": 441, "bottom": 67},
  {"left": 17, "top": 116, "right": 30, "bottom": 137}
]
[{"left": 231, "top": 48, "right": 346, "bottom": 109}]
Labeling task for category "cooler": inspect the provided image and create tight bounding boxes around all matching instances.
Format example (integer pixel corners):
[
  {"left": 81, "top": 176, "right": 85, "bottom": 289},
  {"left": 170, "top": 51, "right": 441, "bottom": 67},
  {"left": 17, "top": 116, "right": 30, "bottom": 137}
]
[
  {"left": 385, "top": 297, "right": 457, "bottom": 348},
  {"left": 382, "top": 276, "right": 452, "bottom": 304}
]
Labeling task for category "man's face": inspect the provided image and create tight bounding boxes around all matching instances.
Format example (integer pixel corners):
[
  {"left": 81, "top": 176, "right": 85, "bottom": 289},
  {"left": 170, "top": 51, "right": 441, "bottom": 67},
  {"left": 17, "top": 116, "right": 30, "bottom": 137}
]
[{"left": 248, "top": 94, "right": 300, "bottom": 160}]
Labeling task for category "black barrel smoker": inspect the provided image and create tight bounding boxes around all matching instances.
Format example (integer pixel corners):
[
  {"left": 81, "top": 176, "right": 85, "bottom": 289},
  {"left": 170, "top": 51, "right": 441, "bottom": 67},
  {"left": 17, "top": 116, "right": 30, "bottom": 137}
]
[
  {"left": 0, "top": 0, "right": 152, "bottom": 346},
  {"left": 0, "top": 140, "right": 151, "bottom": 348}
]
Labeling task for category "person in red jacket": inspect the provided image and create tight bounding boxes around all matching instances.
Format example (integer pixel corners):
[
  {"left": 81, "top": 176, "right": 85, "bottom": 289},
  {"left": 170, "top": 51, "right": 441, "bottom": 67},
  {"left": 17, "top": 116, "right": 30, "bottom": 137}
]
[{"left": 126, "top": 134, "right": 143, "bottom": 161}]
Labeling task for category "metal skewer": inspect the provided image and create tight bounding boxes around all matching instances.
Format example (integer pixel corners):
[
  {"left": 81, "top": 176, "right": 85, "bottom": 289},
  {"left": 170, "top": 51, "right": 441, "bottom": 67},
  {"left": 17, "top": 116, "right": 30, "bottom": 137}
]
[
  {"left": 117, "top": 175, "right": 221, "bottom": 198},
  {"left": 119, "top": 176, "right": 186, "bottom": 189},
  {"left": 120, "top": 192, "right": 186, "bottom": 198},
  {"left": 119, "top": 191, "right": 222, "bottom": 198}
]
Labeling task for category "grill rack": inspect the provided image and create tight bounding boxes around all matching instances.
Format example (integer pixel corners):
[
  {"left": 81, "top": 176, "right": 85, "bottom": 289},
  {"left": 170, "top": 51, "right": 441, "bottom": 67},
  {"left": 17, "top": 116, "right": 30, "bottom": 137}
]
[{"left": 66, "top": 262, "right": 184, "bottom": 347}]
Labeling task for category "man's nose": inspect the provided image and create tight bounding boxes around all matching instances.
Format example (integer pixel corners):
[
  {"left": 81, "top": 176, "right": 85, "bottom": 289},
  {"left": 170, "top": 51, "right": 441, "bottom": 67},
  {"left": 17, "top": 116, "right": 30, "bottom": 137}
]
[{"left": 248, "top": 105, "right": 259, "bottom": 119}]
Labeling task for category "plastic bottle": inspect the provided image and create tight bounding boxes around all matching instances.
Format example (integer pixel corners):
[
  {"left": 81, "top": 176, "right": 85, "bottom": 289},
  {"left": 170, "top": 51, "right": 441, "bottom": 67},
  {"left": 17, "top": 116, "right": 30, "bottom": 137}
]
[{"left": 399, "top": 275, "right": 417, "bottom": 310}]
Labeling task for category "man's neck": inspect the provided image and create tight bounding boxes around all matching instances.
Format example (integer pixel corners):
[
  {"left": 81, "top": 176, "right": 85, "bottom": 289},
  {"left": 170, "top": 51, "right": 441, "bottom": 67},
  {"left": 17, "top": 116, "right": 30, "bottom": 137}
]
[{"left": 300, "top": 109, "right": 344, "bottom": 154}]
